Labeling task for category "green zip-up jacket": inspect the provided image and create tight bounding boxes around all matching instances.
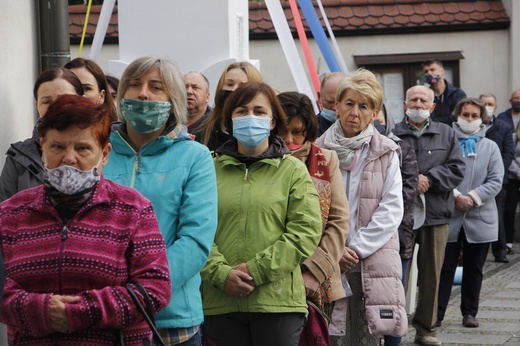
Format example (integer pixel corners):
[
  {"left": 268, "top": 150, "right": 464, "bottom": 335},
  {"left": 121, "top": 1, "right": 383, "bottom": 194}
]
[{"left": 201, "top": 151, "right": 322, "bottom": 315}]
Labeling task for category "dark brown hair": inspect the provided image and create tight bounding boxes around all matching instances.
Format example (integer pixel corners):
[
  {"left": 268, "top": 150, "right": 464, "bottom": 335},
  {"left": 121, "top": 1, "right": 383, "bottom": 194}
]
[
  {"left": 277, "top": 91, "right": 318, "bottom": 142},
  {"left": 222, "top": 82, "right": 287, "bottom": 139},
  {"left": 38, "top": 94, "right": 111, "bottom": 148},
  {"left": 33, "top": 67, "right": 84, "bottom": 100},
  {"left": 65, "top": 58, "right": 117, "bottom": 122}
]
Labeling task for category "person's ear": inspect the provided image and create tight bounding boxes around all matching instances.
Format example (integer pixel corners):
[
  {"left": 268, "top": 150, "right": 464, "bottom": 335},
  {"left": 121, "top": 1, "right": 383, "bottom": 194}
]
[
  {"left": 101, "top": 143, "right": 112, "bottom": 166},
  {"left": 98, "top": 89, "right": 106, "bottom": 104}
]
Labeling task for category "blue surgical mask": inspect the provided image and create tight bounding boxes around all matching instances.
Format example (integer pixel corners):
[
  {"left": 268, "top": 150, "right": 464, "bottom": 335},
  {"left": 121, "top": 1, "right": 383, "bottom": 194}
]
[
  {"left": 120, "top": 98, "right": 172, "bottom": 134},
  {"left": 232, "top": 115, "right": 271, "bottom": 148},
  {"left": 320, "top": 108, "right": 336, "bottom": 123}
]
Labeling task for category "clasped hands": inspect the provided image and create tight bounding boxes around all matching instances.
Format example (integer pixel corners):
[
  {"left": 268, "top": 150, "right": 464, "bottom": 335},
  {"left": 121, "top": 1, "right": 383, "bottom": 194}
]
[
  {"left": 455, "top": 194, "right": 474, "bottom": 212},
  {"left": 49, "top": 294, "right": 80, "bottom": 334},
  {"left": 223, "top": 263, "right": 255, "bottom": 298}
]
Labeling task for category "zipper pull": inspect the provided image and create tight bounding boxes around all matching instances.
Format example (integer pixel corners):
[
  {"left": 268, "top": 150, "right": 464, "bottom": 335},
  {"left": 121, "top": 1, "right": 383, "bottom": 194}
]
[
  {"left": 134, "top": 153, "right": 140, "bottom": 173},
  {"left": 244, "top": 168, "right": 249, "bottom": 180},
  {"left": 61, "top": 226, "right": 68, "bottom": 240}
]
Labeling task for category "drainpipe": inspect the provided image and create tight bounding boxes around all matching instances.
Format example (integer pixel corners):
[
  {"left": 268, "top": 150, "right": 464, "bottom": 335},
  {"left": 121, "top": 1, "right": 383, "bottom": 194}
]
[{"left": 38, "top": 0, "right": 71, "bottom": 71}]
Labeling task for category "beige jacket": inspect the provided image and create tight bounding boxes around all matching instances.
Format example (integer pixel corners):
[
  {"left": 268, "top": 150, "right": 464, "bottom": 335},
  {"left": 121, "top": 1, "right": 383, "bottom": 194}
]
[{"left": 292, "top": 142, "right": 350, "bottom": 301}]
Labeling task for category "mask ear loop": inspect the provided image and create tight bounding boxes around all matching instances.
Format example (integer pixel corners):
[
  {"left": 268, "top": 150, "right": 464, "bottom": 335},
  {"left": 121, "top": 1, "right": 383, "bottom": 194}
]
[{"left": 93, "top": 154, "right": 104, "bottom": 176}]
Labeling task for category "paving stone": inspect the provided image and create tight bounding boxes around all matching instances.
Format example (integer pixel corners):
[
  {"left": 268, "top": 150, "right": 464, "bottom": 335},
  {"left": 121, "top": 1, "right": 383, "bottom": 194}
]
[
  {"left": 507, "top": 282, "right": 520, "bottom": 289},
  {"left": 441, "top": 322, "right": 519, "bottom": 332},
  {"left": 478, "top": 310, "right": 520, "bottom": 320},
  {"left": 493, "top": 290, "right": 520, "bottom": 298},
  {"left": 480, "top": 299, "right": 520, "bottom": 308},
  {"left": 437, "top": 332, "right": 511, "bottom": 344}
]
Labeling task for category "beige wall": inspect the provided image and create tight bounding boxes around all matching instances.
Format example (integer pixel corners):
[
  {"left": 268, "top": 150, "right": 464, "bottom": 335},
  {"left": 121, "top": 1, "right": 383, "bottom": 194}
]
[
  {"left": 72, "top": 29, "right": 512, "bottom": 112},
  {"left": 0, "top": 2, "right": 40, "bottom": 167},
  {"left": 250, "top": 29, "right": 511, "bottom": 113}
]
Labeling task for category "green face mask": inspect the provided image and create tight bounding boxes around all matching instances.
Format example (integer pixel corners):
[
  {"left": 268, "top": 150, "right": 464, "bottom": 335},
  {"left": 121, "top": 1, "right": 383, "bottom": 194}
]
[{"left": 120, "top": 98, "right": 172, "bottom": 134}]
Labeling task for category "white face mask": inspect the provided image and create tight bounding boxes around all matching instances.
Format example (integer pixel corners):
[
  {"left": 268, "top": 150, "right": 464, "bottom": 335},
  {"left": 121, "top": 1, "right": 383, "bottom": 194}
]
[
  {"left": 406, "top": 109, "right": 430, "bottom": 123},
  {"left": 485, "top": 106, "right": 495, "bottom": 119},
  {"left": 457, "top": 117, "right": 483, "bottom": 134}
]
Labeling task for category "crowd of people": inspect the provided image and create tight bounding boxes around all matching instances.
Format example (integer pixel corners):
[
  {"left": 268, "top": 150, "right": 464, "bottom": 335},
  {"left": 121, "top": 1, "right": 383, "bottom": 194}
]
[{"left": 0, "top": 55, "right": 517, "bottom": 346}]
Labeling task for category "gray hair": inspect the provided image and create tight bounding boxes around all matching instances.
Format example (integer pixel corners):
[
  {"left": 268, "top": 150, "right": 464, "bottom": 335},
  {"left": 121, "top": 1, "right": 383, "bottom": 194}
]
[
  {"left": 118, "top": 56, "right": 187, "bottom": 125},
  {"left": 184, "top": 71, "right": 210, "bottom": 92},
  {"left": 406, "top": 85, "right": 434, "bottom": 103}
]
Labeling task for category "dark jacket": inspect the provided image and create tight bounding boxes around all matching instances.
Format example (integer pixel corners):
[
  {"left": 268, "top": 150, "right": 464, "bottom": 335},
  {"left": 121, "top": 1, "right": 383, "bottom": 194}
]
[
  {"left": 194, "top": 124, "right": 232, "bottom": 153},
  {"left": 317, "top": 113, "right": 334, "bottom": 137},
  {"left": 485, "top": 117, "right": 514, "bottom": 184},
  {"left": 383, "top": 114, "right": 418, "bottom": 260},
  {"left": 395, "top": 140, "right": 418, "bottom": 259},
  {"left": 496, "top": 108, "right": 514, "bottom": 129},
  {"left": 393, "top": 120, "right": 465, "bottom": 226},
  {"left": 0, "top": 130, "right": 44, "bottom": 202},
  {"left": 430, "top": 80, "right": 467, "bottom": 126}
]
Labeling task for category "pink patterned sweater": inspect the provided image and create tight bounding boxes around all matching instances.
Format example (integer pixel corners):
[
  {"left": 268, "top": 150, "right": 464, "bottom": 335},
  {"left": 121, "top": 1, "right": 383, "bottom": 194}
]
[{"left": 0, "top": 177, "right": 171, "bottom": 345}]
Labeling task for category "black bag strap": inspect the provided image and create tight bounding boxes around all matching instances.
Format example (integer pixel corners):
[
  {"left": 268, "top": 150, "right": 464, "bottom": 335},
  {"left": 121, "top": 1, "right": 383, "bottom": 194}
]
[{"left": 126, "top": 284, "right": 166, "bottom": 346}]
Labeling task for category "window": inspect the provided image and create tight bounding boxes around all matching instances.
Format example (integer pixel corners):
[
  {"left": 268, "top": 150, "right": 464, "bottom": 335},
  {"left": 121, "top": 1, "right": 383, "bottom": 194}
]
[{"left": 354, "top": 51, "right": 464, "bottom": 123}]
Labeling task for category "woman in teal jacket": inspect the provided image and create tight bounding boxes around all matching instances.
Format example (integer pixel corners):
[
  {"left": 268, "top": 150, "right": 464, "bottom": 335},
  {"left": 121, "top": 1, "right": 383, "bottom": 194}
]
[
  {"left": 103, "top": 56, "right": 217, "bottom": 346},
  {"left": 201, "top": 82, "right": 322, "bottom": 346}
]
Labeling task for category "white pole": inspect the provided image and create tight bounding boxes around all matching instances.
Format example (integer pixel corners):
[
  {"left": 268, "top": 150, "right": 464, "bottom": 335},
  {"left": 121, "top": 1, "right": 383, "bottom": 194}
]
[
  {"left": 265, "top": 0, "right": 319, "bottom": 113},
  {"left": 89, "top": 0, "right": 116, "bottom": 62}
]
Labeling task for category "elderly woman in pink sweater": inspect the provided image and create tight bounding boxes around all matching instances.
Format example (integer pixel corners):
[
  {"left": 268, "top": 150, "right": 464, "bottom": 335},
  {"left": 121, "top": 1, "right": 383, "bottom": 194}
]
[{"left": 0, "top": 95, "right": 170, "bottom": 346}]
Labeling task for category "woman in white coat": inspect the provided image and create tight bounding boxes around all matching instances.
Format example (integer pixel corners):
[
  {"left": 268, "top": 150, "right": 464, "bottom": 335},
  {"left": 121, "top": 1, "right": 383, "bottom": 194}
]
[{"left": 437, "top": 98, "right": 504, "bottom": 329}]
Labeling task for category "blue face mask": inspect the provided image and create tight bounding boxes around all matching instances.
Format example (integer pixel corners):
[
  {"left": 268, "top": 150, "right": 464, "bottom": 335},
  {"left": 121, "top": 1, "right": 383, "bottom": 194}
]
[
  {"left": 232, "top": 115, "right": 271, "bottom": 148},
  {"left": 320, "top": 108, "right": 336, "bottom": 123},
  {"left": 374, "top": 120, "right": 386, "bottom": 135}
]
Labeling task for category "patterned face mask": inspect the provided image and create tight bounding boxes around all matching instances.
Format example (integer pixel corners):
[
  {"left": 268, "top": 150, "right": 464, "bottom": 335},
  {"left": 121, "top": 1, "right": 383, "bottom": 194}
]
[
  {"left": 120, "top": 98, "right": 172, "bottom": 134},
  {"left": 44, "top": 156, "right": 102, "bottom": 196}
]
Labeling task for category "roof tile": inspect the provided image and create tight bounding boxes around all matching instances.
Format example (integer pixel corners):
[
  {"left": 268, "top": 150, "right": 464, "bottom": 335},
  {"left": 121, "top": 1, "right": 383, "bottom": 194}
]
[
  {"left": 337, "top": 6, "right": 354, "bottom": 19},
  {"left": 443, "top": 2, "right": 460, "bottom": 15},
  {"left": 471, "top": 11, "right": 487, "bottom": 21},
  {"left": 352, "top": 6, "right": 370, "bottom": 18},
  {"left": 68, "top": 1, "right": 511, "bottom": 41},
  {"left": 364, "top": 16, "right": 380, "bottom": 27},
  {"left": 474, "top": 1, "right": 491, "bottom": 12},
  {"left": 367, "top": 5, "right": 385, "bottom": 18},
  {"left": 428, "top": 3, "right": 445, "bottom": 15},
  {"left": 409, "top": 14, "right": 425, "bottom": 25},
  {"left": 413, "top": 3, "right": 430, "bottom": 16},
  {"left": 423, "top": 13, "right": 441, "bottom": 25},
  {"left": 397, "top": 4, "right": 415, "bottom": 16},
  {"left": 394, "top": 15, "right": 411, "bottom": 25},
  {"left": 439, "top": 12, "right": 456, "bottom": 23},
  {"left": 458, "top": 2, "right": 476, "bottom": 14}
]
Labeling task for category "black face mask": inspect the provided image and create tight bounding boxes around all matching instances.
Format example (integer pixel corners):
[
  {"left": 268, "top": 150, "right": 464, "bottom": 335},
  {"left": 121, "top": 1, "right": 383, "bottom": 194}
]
[
  {"left": 512, "top": 102, "right": 520, "bottom": 113},
  {"left": 217, "top": 89, "right": 233, "bottom": 109}
]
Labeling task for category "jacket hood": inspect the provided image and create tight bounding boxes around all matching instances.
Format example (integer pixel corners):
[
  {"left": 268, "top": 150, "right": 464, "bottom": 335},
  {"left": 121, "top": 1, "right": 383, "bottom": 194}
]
[
  {"left": 110, "top": 122, "right": 191, "bottom": 156},
  {"left": 216, "top": 136, "right": 290, "bottom": 166}
]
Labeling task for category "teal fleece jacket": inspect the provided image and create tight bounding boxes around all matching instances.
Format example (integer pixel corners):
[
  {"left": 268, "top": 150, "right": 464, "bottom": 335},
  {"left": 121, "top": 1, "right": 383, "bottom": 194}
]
[{"left": 104, "top": 126, "right": 217, "bottom": 329}]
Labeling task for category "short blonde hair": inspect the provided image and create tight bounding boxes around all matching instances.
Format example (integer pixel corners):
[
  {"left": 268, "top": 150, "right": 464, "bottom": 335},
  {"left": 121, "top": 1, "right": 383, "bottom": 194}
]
[{"left": 336, "top": 68, "right": 384, "bottom": 111}]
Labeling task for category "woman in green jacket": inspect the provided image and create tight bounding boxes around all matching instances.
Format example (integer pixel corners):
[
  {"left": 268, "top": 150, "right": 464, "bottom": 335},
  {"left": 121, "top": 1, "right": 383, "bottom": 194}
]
[{"left": 201, "top": 82, "right": 322, "bottom": 346}]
